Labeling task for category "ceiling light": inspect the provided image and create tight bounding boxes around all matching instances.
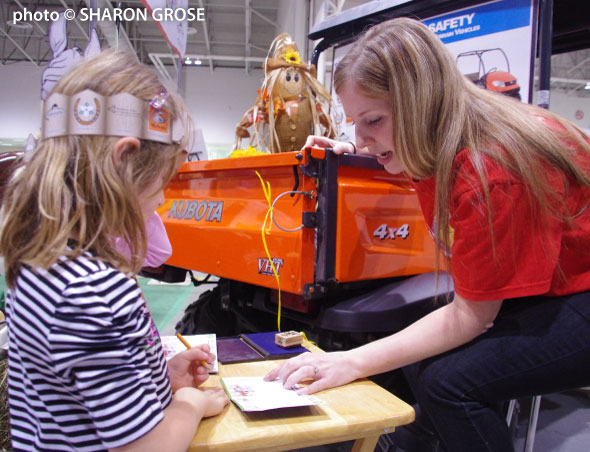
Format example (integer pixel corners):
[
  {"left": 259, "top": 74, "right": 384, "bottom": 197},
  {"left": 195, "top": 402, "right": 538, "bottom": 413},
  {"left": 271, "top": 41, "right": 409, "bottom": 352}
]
[
  {"left": 187, "top": 27, "right": 197, "bottom": 36},
  {"left": 185, "top": 59, "right": 192, "bottom": 65},
  {"left": 194, "top": 59, "right": 202, "bottom": 65},
  {"left": 585, "top": 83, "right": 590, "bottom": 90}
]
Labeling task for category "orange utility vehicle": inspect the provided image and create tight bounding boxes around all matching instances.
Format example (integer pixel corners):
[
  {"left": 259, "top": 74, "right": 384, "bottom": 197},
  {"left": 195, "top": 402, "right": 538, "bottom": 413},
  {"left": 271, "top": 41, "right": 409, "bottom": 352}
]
[{"left": 156, "top": 147, "right": 452, "bottom": 350}]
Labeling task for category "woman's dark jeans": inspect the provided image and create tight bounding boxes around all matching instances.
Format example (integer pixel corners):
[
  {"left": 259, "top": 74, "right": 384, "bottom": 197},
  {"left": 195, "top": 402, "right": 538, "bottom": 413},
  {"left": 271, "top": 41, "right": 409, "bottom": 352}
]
[{"left": 391, "top": 291, "right": 590, "bottom": 452}]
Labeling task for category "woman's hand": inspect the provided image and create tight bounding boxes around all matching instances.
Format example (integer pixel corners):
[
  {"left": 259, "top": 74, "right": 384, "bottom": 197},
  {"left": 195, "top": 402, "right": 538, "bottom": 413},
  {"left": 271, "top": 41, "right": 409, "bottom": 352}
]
[
  {"left": 263, "top": 350, "right": 360, "bottom": 395},
  {"left": 167, "top": 344, "right": 216, "bottom": 392},
  {"left": 302, "top": 136, "right": 356, "bottom": 155}
]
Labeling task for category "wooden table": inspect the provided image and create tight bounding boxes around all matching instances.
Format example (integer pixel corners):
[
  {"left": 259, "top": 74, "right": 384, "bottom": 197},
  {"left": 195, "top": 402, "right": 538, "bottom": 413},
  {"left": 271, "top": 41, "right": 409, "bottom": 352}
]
[{"left": 189, "top": 342, "right": 415, "bottom": 452}]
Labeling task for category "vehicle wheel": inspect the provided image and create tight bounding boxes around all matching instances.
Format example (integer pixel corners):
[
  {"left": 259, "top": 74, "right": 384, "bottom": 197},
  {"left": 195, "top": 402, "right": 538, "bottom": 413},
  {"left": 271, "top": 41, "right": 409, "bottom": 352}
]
[{"left": 175, "top": 286, "right": 238, "bottom": 336}]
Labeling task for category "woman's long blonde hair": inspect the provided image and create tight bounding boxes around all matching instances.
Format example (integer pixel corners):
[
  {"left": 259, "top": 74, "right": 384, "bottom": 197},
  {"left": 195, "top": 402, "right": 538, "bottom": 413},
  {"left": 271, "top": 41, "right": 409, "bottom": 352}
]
[
  {"left": 334, "top": 17, "right": 590, "bottom": 271},
  {"left": 0, "top": 51, "right": 192, "bottom": 287}
]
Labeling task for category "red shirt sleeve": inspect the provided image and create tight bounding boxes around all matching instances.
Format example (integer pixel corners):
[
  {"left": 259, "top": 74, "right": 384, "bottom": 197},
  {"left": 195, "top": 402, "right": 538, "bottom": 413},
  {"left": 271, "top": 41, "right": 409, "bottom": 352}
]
[{"left": 450, "top": 156, "right": 563, "bottom": 301}]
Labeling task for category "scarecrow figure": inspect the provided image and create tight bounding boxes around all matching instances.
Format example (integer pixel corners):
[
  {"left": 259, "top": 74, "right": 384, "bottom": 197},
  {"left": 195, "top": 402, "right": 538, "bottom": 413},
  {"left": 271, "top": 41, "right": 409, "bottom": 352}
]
[{"left": 234, "top": 33, "right": 336, "bottom": 154}]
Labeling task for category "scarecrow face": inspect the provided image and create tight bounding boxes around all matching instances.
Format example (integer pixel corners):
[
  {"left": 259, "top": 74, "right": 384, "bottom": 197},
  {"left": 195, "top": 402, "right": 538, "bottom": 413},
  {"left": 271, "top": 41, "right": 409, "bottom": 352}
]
[{"left": 273, "top": 68, "right": 304, "bottom": 99}]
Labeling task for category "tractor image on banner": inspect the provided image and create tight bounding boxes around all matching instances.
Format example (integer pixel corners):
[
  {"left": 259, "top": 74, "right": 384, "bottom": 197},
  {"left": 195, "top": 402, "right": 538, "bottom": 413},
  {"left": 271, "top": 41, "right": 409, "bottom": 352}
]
[{"left": 456, "top": 48, "right": 521, "bottom": 99}]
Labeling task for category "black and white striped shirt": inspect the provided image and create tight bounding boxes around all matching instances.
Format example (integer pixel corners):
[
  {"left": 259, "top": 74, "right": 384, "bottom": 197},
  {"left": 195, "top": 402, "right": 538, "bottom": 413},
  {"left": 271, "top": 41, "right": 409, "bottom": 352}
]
[{"left": 6, "top": 252, "right": 172, "bottom": 451}]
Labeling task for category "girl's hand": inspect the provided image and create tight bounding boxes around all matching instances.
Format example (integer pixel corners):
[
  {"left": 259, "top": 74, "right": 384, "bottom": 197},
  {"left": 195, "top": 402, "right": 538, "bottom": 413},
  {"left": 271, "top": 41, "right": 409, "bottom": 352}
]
[
  {"left": 174, "top": 387, "right": 230, "bottom": 419},
  {"left": 167, "top": 344, "right": 215, "bottom": 392},
  {"left": 197, "top": 387, "right": 230, "bottom": 418},
  {"left": 263, "top": 351, "right": 360, "bottom": 395},
  {"left": 301, "top": 136, "right": 356, "bottom": 155}
]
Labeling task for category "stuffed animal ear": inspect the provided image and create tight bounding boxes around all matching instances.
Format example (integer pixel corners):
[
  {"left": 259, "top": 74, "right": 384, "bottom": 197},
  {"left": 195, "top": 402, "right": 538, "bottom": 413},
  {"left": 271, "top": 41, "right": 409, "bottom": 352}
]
[
  {"left": 84, "top": 28, "right": 101, "bottom": 61},
  {"left": 48, "top": 12, "right": 67, "bottom": 58}
]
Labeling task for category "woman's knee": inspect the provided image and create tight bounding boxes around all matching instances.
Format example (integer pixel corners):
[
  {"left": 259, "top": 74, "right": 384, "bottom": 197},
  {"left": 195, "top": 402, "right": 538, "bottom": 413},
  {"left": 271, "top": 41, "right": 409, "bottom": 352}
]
[{"left": 404, "top": 357, "right": 473, "bottom": 407}]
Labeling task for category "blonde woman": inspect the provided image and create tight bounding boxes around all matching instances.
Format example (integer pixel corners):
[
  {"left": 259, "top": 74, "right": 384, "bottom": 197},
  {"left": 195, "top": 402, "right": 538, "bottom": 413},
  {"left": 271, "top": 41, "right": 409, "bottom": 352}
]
[
  {"left": 266, "top": 18, "right": 590, "bottom": 452},
  {"left": 0, "top": 52, "right": 228, "bottom": 452}
]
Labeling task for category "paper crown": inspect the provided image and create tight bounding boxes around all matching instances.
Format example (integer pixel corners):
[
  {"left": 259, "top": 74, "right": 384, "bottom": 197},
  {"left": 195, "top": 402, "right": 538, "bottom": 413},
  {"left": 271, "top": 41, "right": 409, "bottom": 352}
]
[{"left": 42, "top": 90, "right": 185, "bottom": 144}]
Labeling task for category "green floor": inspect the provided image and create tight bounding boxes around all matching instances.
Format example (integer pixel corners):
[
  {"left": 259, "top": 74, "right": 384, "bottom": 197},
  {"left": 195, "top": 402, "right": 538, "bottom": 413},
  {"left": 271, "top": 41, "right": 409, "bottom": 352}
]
[
  {"left": 0, "top": 276, "right": 6, "bottom": 313},
  {"left": 0, "top": 275, "right": 193, "bottom": 334},
  {"left": 138, "top": 276, "right": 194, "bottom": 332}
]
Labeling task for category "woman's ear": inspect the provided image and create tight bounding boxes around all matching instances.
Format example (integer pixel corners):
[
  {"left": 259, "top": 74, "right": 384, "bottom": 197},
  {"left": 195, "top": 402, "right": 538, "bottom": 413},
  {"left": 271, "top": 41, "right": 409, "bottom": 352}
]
[{"left": 112, "top": 136, "right": 141, "bottom": 170}]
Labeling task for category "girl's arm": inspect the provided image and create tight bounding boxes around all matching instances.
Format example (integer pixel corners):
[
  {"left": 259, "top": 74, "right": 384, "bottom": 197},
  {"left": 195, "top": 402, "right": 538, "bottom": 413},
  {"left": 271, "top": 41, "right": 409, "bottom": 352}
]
[
  {"left": 267, "top": 294, "right": 502, "bottom": 395},
  {"left": 110, "top": 387, "right": 228, "bottom": 452}
]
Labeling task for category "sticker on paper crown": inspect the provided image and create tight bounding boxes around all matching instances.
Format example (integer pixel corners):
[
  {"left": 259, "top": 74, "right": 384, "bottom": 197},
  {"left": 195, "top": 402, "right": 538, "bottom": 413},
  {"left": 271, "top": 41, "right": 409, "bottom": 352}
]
[
  {"left": 106, "top": 93, "right": 144, "bottom": 138},
  {"left": 69, "top": 89, "right": 105, "bottom": 135},
  {"left": 43, "top": 92, "right": 68, "bottom": 139},
  {"left": 144, "top": 105, "right": 170, "bottom": 143}
]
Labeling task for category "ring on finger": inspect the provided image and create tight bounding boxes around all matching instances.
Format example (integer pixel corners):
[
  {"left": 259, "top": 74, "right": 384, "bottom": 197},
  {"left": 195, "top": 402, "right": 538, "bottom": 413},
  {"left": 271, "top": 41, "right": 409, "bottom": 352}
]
[{"left": 312, "top": 365, "right": 319, "bottom": 378}]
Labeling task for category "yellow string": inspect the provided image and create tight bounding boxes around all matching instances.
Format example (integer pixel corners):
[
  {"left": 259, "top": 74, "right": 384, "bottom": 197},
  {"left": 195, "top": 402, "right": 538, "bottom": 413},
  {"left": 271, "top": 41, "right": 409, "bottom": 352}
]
[
  {"left": 255, "top": 171, "right": 281, "bottom": 332},
  {"left": 300, "top": 331, "right": 317, "bottom": 347}
]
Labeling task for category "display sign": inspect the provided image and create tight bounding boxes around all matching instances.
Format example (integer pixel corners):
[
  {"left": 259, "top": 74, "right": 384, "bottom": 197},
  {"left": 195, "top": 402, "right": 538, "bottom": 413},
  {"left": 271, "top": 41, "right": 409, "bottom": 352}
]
[
  {"left": 424, "top": 0, "right": 533, "bottom": 44},
  {"left": 331, "top": 41, "right": 354, "bottom": 142},
  {"left": 423, "top": 0, "right": 536, "bottom": 103},
  {"left": 331, "top": 0, "right": 537, "bottom": 142}
]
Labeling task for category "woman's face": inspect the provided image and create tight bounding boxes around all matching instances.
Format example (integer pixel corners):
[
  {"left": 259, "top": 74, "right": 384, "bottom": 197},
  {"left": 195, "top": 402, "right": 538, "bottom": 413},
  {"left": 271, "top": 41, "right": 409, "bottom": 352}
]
[{"left": 337, "top": 82, "right": 403, "bottom": 175}]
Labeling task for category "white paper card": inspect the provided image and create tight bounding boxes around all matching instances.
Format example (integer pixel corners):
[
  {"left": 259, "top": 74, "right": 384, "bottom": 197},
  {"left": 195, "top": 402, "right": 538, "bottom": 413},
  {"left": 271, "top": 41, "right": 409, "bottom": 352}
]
[
  {"left": 221, "top": 376, "right": 324, "bottom": 412},
  {"left": 160, "top": 334, "right": 218, "bottom": 373}
]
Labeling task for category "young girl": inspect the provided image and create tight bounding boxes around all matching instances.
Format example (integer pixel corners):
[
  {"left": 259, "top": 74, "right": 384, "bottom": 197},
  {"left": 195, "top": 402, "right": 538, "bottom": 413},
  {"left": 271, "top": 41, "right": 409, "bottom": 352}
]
[
  {"left": 0, "top": 51, "right": 228, "bottom": 452},
  {"left": 266, "top": 18, "right": 590, "bottom": 452}
]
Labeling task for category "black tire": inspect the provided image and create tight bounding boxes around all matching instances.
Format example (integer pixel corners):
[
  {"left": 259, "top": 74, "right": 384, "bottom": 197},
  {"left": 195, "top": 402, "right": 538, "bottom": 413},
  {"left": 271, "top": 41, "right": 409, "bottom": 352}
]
[{"left": 175, "top": 286, "right": 238, "bottom": 336}]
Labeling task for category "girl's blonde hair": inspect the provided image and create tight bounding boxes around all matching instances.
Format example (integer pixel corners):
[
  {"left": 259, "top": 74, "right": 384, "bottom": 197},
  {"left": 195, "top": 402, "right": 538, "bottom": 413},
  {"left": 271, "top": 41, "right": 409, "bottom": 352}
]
[
  {"left": 0, "top": 51, "right": 193, "bottom": 287},
  {"left": 334, "top": 17, "right": 590, "bottom": 271}
]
